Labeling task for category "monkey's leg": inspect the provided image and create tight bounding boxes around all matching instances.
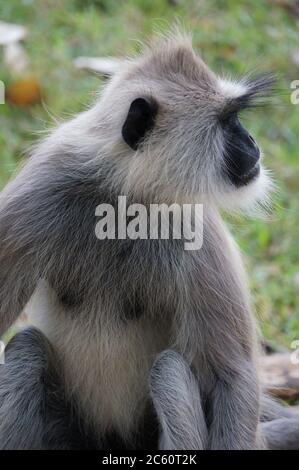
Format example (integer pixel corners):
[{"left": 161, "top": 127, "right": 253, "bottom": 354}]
[
  {"left": 260, "top": 393, "right": 297, "bottom": 420},
  {"left": 261, "top": 418, "right": 299, "bottom": 450},
  {"left": 208, "top": 361, "right": 261, "bottom": 450},
  {"left": 0, "top": 327, "right": 97, "bottom": 450},
  {"left": 150, "top": 350, "right": 208, "bottom": 450},
  {"left": 259, "top": 394, "right": 299, "bottom": 449}
]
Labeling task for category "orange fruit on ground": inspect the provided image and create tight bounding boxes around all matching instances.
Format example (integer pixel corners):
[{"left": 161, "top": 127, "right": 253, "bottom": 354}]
[{"left": 6, "top": 79, "right": 42, "bottom": 106}]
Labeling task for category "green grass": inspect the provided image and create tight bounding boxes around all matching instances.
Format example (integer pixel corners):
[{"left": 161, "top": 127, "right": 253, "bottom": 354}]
[{"left": 1, "top": 0, "right": 298, "bottom": 347}]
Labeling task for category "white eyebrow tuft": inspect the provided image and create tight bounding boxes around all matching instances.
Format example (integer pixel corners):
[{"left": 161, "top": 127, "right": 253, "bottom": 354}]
[{"left": 217, "top": 78, "right": 248, "bottom": 99}]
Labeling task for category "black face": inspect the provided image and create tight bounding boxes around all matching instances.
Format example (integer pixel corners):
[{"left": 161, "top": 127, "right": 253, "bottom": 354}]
[
  {"left": 222, "top": 115, "right": 260, "bottom": 187},
  {"left": 122, "top": 97, "right": 158, "bottom": 151}
]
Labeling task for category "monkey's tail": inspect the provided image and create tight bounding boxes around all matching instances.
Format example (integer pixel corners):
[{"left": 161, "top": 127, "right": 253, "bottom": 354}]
[{"left": 149, "top": 350, "right": 208, "bottom": 450}]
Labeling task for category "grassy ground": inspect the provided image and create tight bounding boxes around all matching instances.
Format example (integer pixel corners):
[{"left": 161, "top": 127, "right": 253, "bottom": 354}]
[{"left": 0, "top": 0, "right": 298, "bottom": 347}]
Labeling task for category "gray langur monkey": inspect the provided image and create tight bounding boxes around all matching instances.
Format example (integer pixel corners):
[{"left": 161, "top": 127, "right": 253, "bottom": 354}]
[{"left": 0, "top": 32, "right": 298, "bottom": 450}]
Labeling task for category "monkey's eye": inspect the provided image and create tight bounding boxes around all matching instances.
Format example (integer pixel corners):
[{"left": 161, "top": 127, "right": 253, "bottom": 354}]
[{"left": 122, "top": 97, "right": 158, "bottom": 150}]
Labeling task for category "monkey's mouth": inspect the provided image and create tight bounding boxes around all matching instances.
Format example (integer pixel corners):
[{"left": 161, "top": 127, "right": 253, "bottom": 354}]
[
  {"left": 238, "top": 163, "right": 260, "bottom": 186},
  {"left": 228, "top": 163, "right": 260, "bottom": 188}
]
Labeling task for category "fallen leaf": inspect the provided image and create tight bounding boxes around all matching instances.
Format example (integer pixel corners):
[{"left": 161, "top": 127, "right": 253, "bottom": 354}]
[
  {"left": 74, "top": 56, "right": 122, "bottom": 76},
  {"left": 4, "top": 42, "right": 29, "bottom": 74}
]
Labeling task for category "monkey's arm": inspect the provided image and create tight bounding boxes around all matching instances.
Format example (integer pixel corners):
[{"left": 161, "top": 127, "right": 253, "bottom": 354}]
[
  {"left": 0, "top": 147, "right": 104, "bottom": 338},
  {"left": 203, "top": 303, "right": 262, "bottom": 449},
  {"left": 192, "top": 213, "right": 263, "bottom": 449},
  {"left": 0, "top": 179, "right": 39, "bottom": 337},
  {"left": 208, "top": 360, "right": 262, "bottom": 449}
]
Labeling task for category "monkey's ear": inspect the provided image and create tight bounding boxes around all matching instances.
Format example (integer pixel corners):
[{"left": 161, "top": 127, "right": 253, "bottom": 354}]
[{"left": 122, "top": 97, "right": 158, "bottom": 150}]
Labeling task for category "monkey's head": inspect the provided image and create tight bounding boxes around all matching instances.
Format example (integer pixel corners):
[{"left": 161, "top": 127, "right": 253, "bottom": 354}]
[{"left": 93, "top": 33, "right": 274, "bottom": 208}]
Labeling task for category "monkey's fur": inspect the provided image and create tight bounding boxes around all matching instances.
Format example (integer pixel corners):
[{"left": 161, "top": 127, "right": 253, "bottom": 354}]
[{"left": 0, "top": 33, "right": 298, "bottom": 449}]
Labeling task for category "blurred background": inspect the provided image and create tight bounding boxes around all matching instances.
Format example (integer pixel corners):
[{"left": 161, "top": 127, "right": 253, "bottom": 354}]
[{"left": 0, "top": 0, "right": 298, "bottom": 348}]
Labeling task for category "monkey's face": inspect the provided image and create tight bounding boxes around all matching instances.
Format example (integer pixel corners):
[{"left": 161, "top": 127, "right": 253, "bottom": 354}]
[{"left": 103, "top": 36, "right": 274, "bottom": 208}]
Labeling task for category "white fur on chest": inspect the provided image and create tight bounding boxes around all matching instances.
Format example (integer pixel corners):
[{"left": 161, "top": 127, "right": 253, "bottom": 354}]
[{"left": 27, "top": 280, "right": 170, "bottom": 439}]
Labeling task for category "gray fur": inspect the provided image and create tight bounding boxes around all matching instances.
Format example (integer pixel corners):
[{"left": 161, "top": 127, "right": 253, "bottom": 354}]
[
  {"left": 262, "top": 418, "right": 299, "bottom": 450},
  {"left": 150, "top": 350, "right": 208, "bottom": 450},
  {"left": 0, "top": 327, "right": 99, "bottom": 449},
  {"left": 151, "top": 350, "right": 299, "bottom": 450},
  {"left": 260, "top": 394, "right": 296, "bottom": 421},
  {"left": 0, "top": 32, "right": 298, "bottom": 449}
]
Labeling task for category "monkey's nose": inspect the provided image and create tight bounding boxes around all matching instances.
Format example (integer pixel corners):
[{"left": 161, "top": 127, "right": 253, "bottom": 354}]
[{"left": 223, "top": 118, "right": 261, "bottom": 187}]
